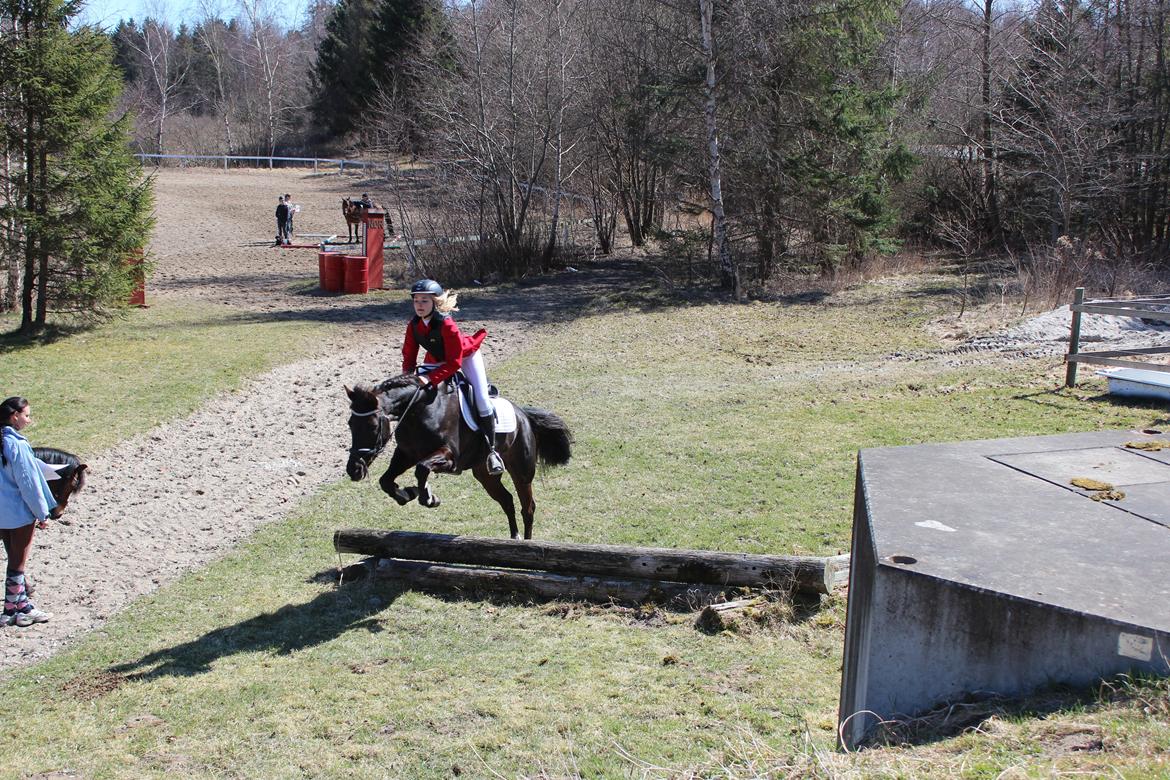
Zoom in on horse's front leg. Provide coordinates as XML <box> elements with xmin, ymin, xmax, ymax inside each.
<box><xmin>415</xmin><ymin>464</ymin><xmax>440</xmax><ymax>508</ymax></box>
<box><xmin>379</xmin><ymin>447</ymin><xmax>420</xmax><ymax>506</ymax></box>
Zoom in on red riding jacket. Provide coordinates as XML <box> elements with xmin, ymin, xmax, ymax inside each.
<box><xmin>401</xmin><ymin>311</ymin><xmax>487</xmax><ymax>386</ymax></box>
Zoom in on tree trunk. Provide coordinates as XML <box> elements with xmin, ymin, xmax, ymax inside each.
<box><xmin>699</xmin><ymin>0</ymin><xmax>739</xmax><ymax>298</ymax></box>
<box><xmin>981</xmin><ymin>0</ymin><xmax>1000</xmax><ymax>241</ymax></box>
<box><xmin>35</xmin><ymin>148</ymin><xmax>48</xmax><ymax>328</ymax></box>
<box><xmin>20</xmin><ymin>96</ymin><xmax>35</xmax><ymax>333</ymax></box>
<box><xmin>334</xmin><ymin>529</ymin><xmax>839</xmax><ymax>594</ymax></box>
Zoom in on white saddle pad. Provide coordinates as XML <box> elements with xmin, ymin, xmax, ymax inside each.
<box><xmin>458</xmin><ymin>392</ymin><xmax>517</xmax><ymax>434</ymax></box>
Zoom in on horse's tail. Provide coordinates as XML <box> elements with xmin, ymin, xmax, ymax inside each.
<box><xmin>521</xmin><ymin>407</ymin><xmax>572</xmax><ymax>467</ymax></box>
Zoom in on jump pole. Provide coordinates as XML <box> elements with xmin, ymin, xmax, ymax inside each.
<box><xmin>334</xmin><ymin>529</ymin><xmax>844</xmax><ymax>595</ymax></box>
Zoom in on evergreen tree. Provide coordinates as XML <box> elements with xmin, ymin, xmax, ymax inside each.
<box><xmin>371</xmin><ymin>0</ymin><xmax>445</xmax><ymax>150</ymax></box>
<box><xmin>723</xmin><ymin>0</ymin><xmax>912</xmax><ymax>276</ymax></box>
<box><xmin>0</xmin><ymin>0</ymin><xmax>154</xmax><ymax>332</ymax></box>
<box><xmin>311</xmin><ymin>0</ymin><xmax>443</xmax><ymax>145</ymax></box>
<box><xmin>311</xmin><ymin>0</ymin><xmax>381</xmax><ymax>138</ymax></box>
<box><xmin>110</xmin><ymin>19</ymin><xmax>142</xmax><ymax>82</ymax></box>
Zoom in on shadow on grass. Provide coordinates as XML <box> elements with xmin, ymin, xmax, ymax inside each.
<box><xmin>1013</xmin><ymin>386</ymin><xmax>1170</xmax><ymax>424</ymax></box>
<box><xmin>164</xmin><ymin>259</ymin><xmax>732</xmax><ymax>331</ymax></box>
<box><xmin>108</xmin><ymin>579</ymin><xmax>409</xmax><ymax>681</ymax></box>
<box><xmin>0</xmin><ymin>321</ymin><xmax>94</xmax><ymax>350</ymax></box>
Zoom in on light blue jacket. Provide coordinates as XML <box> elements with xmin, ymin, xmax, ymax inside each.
<box><xmin>0</xmin><ymin>426</ymin><xmax>57</xmax><ymax>529</ymax></box>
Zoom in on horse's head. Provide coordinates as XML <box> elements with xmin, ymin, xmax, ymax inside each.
<box><xmin>48</xmin><ymin>462</ymin><xmax>87</xmax><ymax>519</ymax></box>
<box><xmin>345</xmin><ymin>384</ymin><xmax>392</xmax><ymax>481</ymax></box>
<box><xmin>346</xmin><ymin>376</ymin><xmax>436</xmax><ymax>480</ymax></box>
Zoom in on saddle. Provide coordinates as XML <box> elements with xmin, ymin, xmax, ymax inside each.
<box><xmin>419</xmin><ymin>368</ymin><xmax>514</xmax><ymax>433</ymax></box>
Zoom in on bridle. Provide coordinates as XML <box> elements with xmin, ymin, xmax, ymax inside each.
<box><xmin>348</xmin><ymin>384</ymin><xmax>427</xmax><ymax>460</ymax></box>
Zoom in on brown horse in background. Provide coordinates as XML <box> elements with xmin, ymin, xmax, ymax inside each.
<box><xmin>341</xmin><ymin>198</ymin><xmax>365</xmax><ymax>243</ymax></box>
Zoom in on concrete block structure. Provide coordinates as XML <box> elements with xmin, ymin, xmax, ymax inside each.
<box><xmin>839</xmin><ymin>429</ymin><xmax>1170</xmax><ymax>749</ymax></box>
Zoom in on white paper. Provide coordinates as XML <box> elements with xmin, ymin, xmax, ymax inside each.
<box><xmin>38</xmin><ymin>459</ymin><xmax>67</xmax><ymax>481</ymax></box>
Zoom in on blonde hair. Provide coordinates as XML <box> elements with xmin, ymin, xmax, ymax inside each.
<box><xmin>434</xmin><ymin>290</ymin><xmax>459</xmax><ymax>314</ymax></box>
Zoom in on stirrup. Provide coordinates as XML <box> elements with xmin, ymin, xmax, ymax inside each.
<box><xmin>486</xmin><ymin>450</ymin><xmax>505</xmax><ymax>475</ymax></box>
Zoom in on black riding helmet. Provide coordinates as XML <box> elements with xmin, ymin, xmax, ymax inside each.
<box><xmin>410</xmin><ymin>279</ymin><xmax>443</xmax><ymax>296</ymax></box>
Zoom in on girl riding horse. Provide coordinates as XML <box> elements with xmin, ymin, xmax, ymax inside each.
<box><xmin>401</xmin><ymin>279</ymin><xmax>504</xmax><ymax>476</ymax></box>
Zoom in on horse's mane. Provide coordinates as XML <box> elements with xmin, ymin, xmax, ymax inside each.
<box><xmin>349</xmin><ymin>384</ymin><xmax>380</xmax><ymax>413</ymax></box>
<box><xmin>377</xmin><ymin>373</ymin><xmax>421</xmax><ymax>391</ymax></box>
<box><xmin>32</xmin><ymin>447</ymin><xmax>81</xmax><ymax>467</ymax></box>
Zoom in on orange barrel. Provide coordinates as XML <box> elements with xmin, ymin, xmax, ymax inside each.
<box><xmin>323</xmin><ymin>253</ymin><xmax>345</xmax><ymax>292</ymax></box>
<box><xmin>343</xmin><ymin>255</ymin><xmax>369</xmax><ymax>294</ymax></box>
<box><xmin>318</xmin><ymin>251</ymin><xmax>329</xmax><ymax>289</ymax></box>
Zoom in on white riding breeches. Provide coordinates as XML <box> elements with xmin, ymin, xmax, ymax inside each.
<box><xmin>463</xmin><ymin>351</ymin><xmax>494</xmax><ymax>417</ymax></box>
<box><xmin>422</xmin><ymin>350</ymin><xmax>494</xmax><ymax>417</ymax></box>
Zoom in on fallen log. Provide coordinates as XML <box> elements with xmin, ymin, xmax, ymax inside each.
<box><xmin>372</xmin><ymin>558</ymin><xmax>732</xmax><ymax>606</ymax></box>
<box><xmin>826</xmin><ymin>554</ymin><xmax>851</xmax><ymax>590</ymax></box>
<box><xmin>334</xmin><ymin>529</ymin><xmax>842</xmax><ymax>595</ymax></box>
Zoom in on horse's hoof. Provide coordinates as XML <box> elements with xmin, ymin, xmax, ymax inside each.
<box><xmin>419</xmin><ymin>489</ymin><xmax>441</xmax><ymax>509</ymax></box>
<box><xmin>383</xmin><ymin>481</ymin><xmax>418</xmax><ymax>506</ymax></box>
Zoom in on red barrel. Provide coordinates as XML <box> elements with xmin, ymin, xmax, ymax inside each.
<box><xmin>323</xmin><ymin>253</ymin><xmax>345</xmax><ymax>292</ymax></box>
<box><xmin>318</xmin><ymin>251</ymin><xmax>329</xmax><ymax>290</ymax></box>
<box><xmin>343</xmin><ymin>255</ymin><xmax>369</xmax><ymax>294</ymax></box>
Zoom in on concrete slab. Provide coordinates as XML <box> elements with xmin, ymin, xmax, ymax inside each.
<box><xmin>838</xmin><ymin>429</ymin><xmax>1170</xmax><ymax>749</ymax></box>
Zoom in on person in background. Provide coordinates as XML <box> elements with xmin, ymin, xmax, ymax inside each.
<box><xmin>284</xmin><ymin>193</ymin><xmax>297</xmax><ymax>241</ymax></box>
<box><xmin>0</xmin><ymin>397</ymin><xmax>55</xmax><ymax>627</ymax></box>
<box><xmin>275</xmin><ymin>195</ymin><xmax>290</xmax><ymax>246</ymax></box>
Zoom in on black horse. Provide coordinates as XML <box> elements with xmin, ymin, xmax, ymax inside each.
<box><xmin>345</xmin><ymin>374</ymin><xmax>572</xmax><ymax>539</ymax></box>
<box><xmin>32</xmin><ymin>447</ymin><xmax>87</xmax><ymax>520</ymax></box>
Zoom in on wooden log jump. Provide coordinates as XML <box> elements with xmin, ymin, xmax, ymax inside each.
<box><xmin>366</xmin><ymin>559</ymin><xmax>732</xmax><ymax>606</ymax></box>
<box><xmin>334</xmin><ymin>529</ymin><xmax>847</xmax><ymax>599</ymax></box>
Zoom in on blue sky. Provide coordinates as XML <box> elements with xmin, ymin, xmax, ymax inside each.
<box><xmin>77</xmin><ymin>0</ymin><xmax>311</xmax><ymax>30</ymax></box>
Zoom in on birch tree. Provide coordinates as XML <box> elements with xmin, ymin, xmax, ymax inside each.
<box><xmin>698</xmin><ymin>0</ymin><xmax>738</xmax><ymax>295</ymax></box>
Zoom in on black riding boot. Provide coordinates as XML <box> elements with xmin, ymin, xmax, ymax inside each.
<box><xmin>478</xmin><ymin>413</ymin><xmax>505</xmax><ymax>475</ymax></box>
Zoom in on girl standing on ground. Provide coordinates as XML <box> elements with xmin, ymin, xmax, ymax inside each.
<box><xmin>401</xmin><ymin>279</ymin><xmax>505</xmax><ymax>475</ymax></box>
<box><xmin>0</xmin><ymin>396</ymin><xmax>55</xmax><ymax>627</ymax></box>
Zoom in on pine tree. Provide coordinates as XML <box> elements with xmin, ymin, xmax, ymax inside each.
<box><xmin>311</xmin><ymin>0</ymin><xmax>444</xmax><ymax>145</ymax></box>
<box><xmin>0</xmin><ymin>0</ymin><xmax>154</xmax><ymax>333</ymax></box>
<box><xmin>371</xmin><ymin>0</ymin><xmax>444</xmax><ymax>150</ymax></box>
<box><xmin>311</xmin><ymin>0</ymin><xmax>381</xmax><ymax>138</ymax></box>
<box><xmin>723</xmin><ymin>0</ymin><xmax>912</xmax><ymax>276</ymax></box>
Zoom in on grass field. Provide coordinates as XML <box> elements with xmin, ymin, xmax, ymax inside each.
<box><xmin>0</xmin><ymin>304</ymin><xmax>333</xmax><ymax>454</ymax></box>
<box><xmin>1</xmin><ymin>272</ymin><xmax>1168</xmax><ymax>778</ymax></box>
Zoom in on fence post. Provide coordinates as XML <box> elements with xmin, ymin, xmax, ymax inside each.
<box><xmin>314</xmin><ymin>158</ymin><xmax>319</xmax><ymax>174</ymax></box>
<box><xmin>223</xmin><ymin>155</ymin><xmax>228</xmax><ymax>172</ymax></box>
<box><xmin>1065</xmin><ymin>286</ymin><xmax>1085</xmax><ymax>387</ymax></box>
